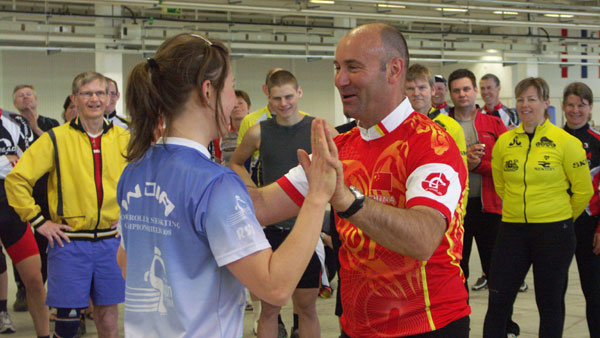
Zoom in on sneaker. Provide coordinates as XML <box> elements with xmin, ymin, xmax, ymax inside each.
<box><xmin>0</xmin><ymin>311</ymin><xmax>16</xmax><ymax>334</ymax></box>
<box><xmin>73</xmin><ymin>315</ymin><xmax>86</xmax><ymax>338</ymax></box>
<box><xmin>290</xmin><ymin>327</ymin><xmax>299</xmax><ymax>338</ymax></box>
<box><xmin>471</xmin><ymin>276</ymin><xmax>488</xmax><ymax>291</ymax></box>
<box><xmin>519</xmin><ymin>281</ymin><xmax>528</xmax><ymax>292</ymax></box>
<box><xmin>12</xmin><ymin>287</ymin><xmax>27</xmax><ymax>312</ymax></box>
<box><xmin>277</xmin><ymin>322</ymin><xmax>287</xmax><ymax>338</ymax></box>
<box><xmin>507</xmin><ymin>334</ymin><xmax>518</xmax><ymax>338</ymax></box>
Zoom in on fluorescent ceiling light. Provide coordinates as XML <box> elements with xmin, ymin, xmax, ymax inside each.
<box><xmin>493</xmin><ymin>11</ymin><xmax>518</xmax><ymax>15</ymax></box>
<box><xmin>310</xmin><ymin>0</ymin><xmax>335</xmax><ymax>4</ymax></box>
<box><xmin>436</xmin><ymin>8</ymin><xmax>468</xmax><ymax>13</ymax></box>
<box><xmin>482</xmin><ymin>55</ymin><xmax>502</xmax><ymax>62</ymax></box>
<box><xmin>544</xmin><ymin>13</ymin><xmax>574</xmax><ymax>18</ymax></box>
<box><xmin>486</xmin><ymin>49</ymin><xmax>499</xmax><ymax>53</ymax></box>
<box><xmin>377</xmin><ymin>4</ymin><xmax>406</xmax><ymax>9</ymax></box>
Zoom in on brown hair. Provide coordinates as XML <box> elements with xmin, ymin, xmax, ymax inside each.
<box><xmin>72</xmin><ymin>72</ymin><xmax>108</xmax><ymax>95</ymax></box>
<box><xmin>379</xmin><ymin>23</ymin><xmax>409</xmax><ymax>71</ymax></box>
<box><xmin>481</xmin><ymin>73</ymin><xmax>500</xmax><ymax>87</ymax></box>
<box><xmin>105</xmin><ymin>77</ymin><xmax>119</xmax><ymax>94</ymax></box>
<box><xmin>265</xmin><ymin>68</ymin><xmax>283</xmax><ymax>85</ymax></box>
<box><xmin>563</xmin><ymin>82</ymin><xmax>593</xmax><ymax>106</ymax></box>
<box><xmin>448</xmin><ymin>69</ymin><xmax>476</xmax><ymax>91</ymax></box>
<box><xmin>406</xmin><ymin>63</ymin><xmax>433</xmax><ymax>87</ymax></box>
<box><xmin>125</xmin><ymin>33</ymin><xmax>230</xmax><ymax>162</ymax></box>
<box><xmin>235</xmin><ymin>90</ymin><xmax>251</xmax><ymax>107</ymax></box>
<box><xmin>515</xmin><ymin>77</ymin><xmax>550</xmax><ymax>118</ymax></box>
<box><xmin>266</xmin><ymin>70</ymin><xmax>298</xmax><ymax>93</ymax></box>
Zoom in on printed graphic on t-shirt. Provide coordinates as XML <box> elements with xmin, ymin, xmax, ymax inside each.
<box><xmin>125</xmin><ymin>246</ymin><xmax>173</xmax><ymax>314</ymax></box>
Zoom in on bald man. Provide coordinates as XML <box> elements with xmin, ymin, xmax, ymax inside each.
<box><xmin>246</xmin><ymin>23</ymin><xmax>470</xmax><ymax>337</ymax></box>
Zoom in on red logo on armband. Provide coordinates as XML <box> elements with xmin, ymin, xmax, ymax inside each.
<box><xmin>421</xmin><ymin>173</ymin><xmax>450</xmax><ymax>196</ymax></box>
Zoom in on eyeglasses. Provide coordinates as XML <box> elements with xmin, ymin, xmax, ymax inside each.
<box><xmin>16</xmin><ymin>92</ymin><xmax>34</xmax><ymax>98</ymax></box>
<box><xmin>78</xmin><ymin>91</ymin><xmax>107</xmax><ymax>99</ymax></box>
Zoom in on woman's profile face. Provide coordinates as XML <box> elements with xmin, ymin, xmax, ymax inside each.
<box><xmin>218</xmin><ymin>66</ymin><xmax>236</xmax><ymax>133</ymax></box>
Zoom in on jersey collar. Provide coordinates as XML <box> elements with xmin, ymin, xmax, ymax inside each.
<box><xmin>157</xmin><ymin>137</ymin><xmax>211</xmax><ymax>159</ymax></box>
<box><xmin>514</xmin><ymin>118</ymin><xmax>550</xmax><ymax>134</ymax></box>
<box><xmin>358</xmin><ymin>98</ymin><xmax>413</xmax><ymax>141</ymax></box>
<box><xmin>435</xmin><ymin>101</ymin><xmax>448</xmax><ymax>110</ymax></box>
<box><xmin>483</xmin><ymin>102</ymin><xmax>503</xmax><ymax>114</ymax></box>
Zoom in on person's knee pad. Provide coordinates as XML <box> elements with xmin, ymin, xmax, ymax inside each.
<box><xmin>54</xmin><ymin>308</ymin><xmax>82</xmax><ymax>338</ymax></box>
<box><xmin>0</xmin><ymin>250</ymin><xmax>7</xmax><ymax>274</ymax></box>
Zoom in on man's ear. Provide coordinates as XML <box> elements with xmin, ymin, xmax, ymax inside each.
<box><xmin>387</xmin><ymin>57</ymin><xmax>404</xmax><ymax>84</ymax></box>
<box><xmin>262</xmin><ymin>84</ymin><xmax>268</xmax><ymax>96</ymax></box>
<box><xmin>297</xmin><ymin>86</ymin><xmax>303</xmax><ymax>99</ymax></box>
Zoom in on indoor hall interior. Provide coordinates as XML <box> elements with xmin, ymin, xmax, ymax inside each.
<box><xmin>0</xmin><ymin>1</ymin><xmax>599</xmax><ymax>337</ymax></box>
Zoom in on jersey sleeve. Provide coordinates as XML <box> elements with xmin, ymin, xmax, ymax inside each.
<box><xmin>276</xmin><ymin>162</ymin><xmax>309</xmax><ymax>207</ymax></box>
<box><xmin>199</xmin><ymin>173</ymin><xmax>271</xmax><ymax>267</ymax></box>
<box><xmin>237</xmin><ymin>115</ymin><xmax>253</xmax><ymax>146</ymax></box>
<box><xmin>564</xmin><ymin>137</ymin><xmax>594</xmax><ymax>220</ymax></box>
<box><xmin>491</xmin><ymin>135</ymin><xmax>506</xmax><ymax>201</ymax></box>
<box><xmin>5</xmin><ymin>132</ymin><xmax>55</xmax><ymax>227</ymax></box>
<box><xmin>404</xmin><ymin>127</ymin><xmax>466</xmax><ymax>223</ymax></box>
<box><xmin>405</xmin><ymin>163</ymin><xmax>462</xmax><ymax>222</ymax></box>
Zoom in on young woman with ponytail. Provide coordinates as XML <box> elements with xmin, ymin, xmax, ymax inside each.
<box><xmin>115</xmin><ymin>33</ymin><xmax>337</xmax><ymax>337</ymax></box>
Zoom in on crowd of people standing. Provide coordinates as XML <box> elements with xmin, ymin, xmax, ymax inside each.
<box><xmin>0</xmin><ymin>21</ymin><xmax>598</xmax><ymax>338</ymax></box>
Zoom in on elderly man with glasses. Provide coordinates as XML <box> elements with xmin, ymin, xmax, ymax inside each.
<box><xmin>6</xmin><ymin>72</ymin><xmax>129</xmax><ymax>338</ymax></box>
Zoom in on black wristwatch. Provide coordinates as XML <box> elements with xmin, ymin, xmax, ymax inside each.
<box><xmin>336</xmin><ymin>185</ymin><xmax>365</xmax><ymax>219</ymax></box>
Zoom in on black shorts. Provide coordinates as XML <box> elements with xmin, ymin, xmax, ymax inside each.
<box><xmin>0</xmin><ymin>182</ymin><xmax>39</xmax><ymax>263</ymax></box>
<box><xmin>264</xmin><ymin>227</ymin><xmax>321</xmax><ymax>289</ymax></box>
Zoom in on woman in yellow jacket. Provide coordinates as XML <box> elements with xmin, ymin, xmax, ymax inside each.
<box><xmin>484</xmin><ymin>77</ymin><xmax>593</xmax><ymax>338</ymax></box>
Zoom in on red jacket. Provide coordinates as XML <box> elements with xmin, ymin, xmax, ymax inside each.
<box><xmin>450</xmin><ymin>106</ymin><xmax>507</xmax><ymax>214</ymax></box>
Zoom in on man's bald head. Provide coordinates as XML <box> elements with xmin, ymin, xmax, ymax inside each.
<box><xmin>334</xmin><ymin>23</ymin><xmax>410</xmax><ymax>128</ymax></box>
<box><xmin>345</xmin><ymin>23</ymin><xmax>409</xmax><ymax>71</ymax></box>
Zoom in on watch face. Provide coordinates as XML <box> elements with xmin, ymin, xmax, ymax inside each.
<box><xmin>349</xmin><ymin>185</ymin><xmax>364</xmax><ymax>199</ymax></box>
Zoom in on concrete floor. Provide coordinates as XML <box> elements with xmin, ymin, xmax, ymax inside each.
<box><xmin>5</xmin><ymin>245</ymin><xmax>593</xmax><ymax>338</ymax></box>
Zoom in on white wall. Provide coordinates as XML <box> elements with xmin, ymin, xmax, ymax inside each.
<box><xmin>3</xmin><ymin>48</ymin><xmax>600</xmax><ymax>129</ymax></box>
<box><xmin>1</xmin><ymin>51</ymin><xmax>94</xmax><ymax>122</ymax></box>
<box><xmin>0</xmin><ymin>51</ymin><xmax>340</xmax><ymax>125</ymax></box>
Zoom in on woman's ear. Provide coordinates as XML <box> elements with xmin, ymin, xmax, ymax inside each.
<box><xmin>201</xmin><ymin>79</ymin><xmax>212</xmax><ymax>102</ymax></box>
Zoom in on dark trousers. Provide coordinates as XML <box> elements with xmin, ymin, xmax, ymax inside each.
<box><xmin>460</xmin><ymin>198</ymin><xmax>500</xmax><ymax>284</ymax></box>
<box><xmin>574</xmin><ymin>213</ymin><xmax>600</xmax><ymax>338</ymax></box>
<box><xmin>483</xmin><ymin>220</ymin><xmax>576</xmax><ymax>338</ymax></box>
<box><xmin>340</xmin><ymin>316</ymin><xmax>469</xmax><ymax>338</ymax></box>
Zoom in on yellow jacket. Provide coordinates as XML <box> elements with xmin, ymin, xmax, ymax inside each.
<box><xmin>428</xmin><ymin>107</ymin><xmax>467</xmax><ymax>165</ymax></box>
<box><xmin>492</xmin><ymin>119</ymin><xmax>593</xmax><ymax>223</ymax></box>
<box><xmin>6</xmin><ymin>118</ymin><xmax>129</xmax><ymax>239</ymax></box>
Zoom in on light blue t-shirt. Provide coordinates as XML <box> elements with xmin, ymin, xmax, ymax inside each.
<box><xmin>117</xmin><ymin>137</ymin><xmax>270</xmax><ymax>338</ymax></box>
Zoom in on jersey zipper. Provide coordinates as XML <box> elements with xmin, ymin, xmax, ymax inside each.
<box><xmin>89</xmin><ymin>135</ymin><xmax>103</xmax><ymax>240</ymax></box>
<box><xmin>522</xmin><ymin>134</ymin><xmax>532</xmax><ymax>223</ymax></box>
